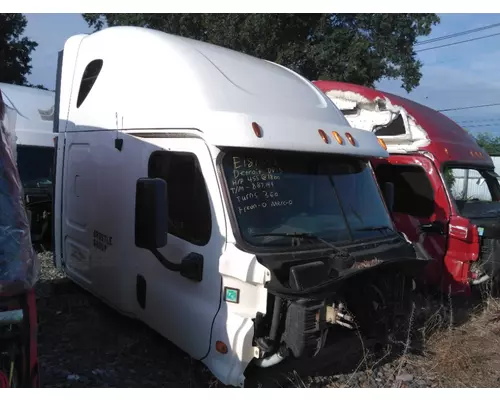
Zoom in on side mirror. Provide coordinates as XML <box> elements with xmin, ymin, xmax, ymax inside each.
<box><xmin>135</xmin><ymin>178</ymin><xmax>168</xmax><ymax>249</ymax></box>
<box><xmin>382</xmin><ymin>182</ymin><xmax>395</xmax><ymax>213</ymax></box>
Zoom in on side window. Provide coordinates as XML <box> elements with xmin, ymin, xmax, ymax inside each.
<box><xmin>374</xmin><ymin>114</ymin><xmax>406</xmax><ymax>136</ymax></box>
<box><xmin>444</xmin><ymin>167</ymin><xmax>493</xmax><ymax>202</ymax></box>
<box><xmin>16</xmin><ymin>145</ymin><xmax>55</xmax><ymax>187</ymax></box>
<box><xmin>148</xmin><ymin>151</ymin><xmax>212</xmax><ymax>245</ymax></box>
<box><xmin>76</xmin><ymin>59</ymin><xmax>103</xmax><ymax>108</ymax></box>
<box><xmin>375</xmin><ymin>164</ymin><xmax>434</xmax><ymax>218</ymax></box>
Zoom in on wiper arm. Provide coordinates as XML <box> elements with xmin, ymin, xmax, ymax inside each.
<box><xmin>355</xmin><ymin>226</ymin><xmax>394</xmax><ymax>234</ymax></box>
<box><xmin>252</xmin><ymin>232</ymin><xmax>351</xmax><ymax>257</ymax></box>
<box><xmin>252</xmin><ymin>232</ymin><xmax>314</xmax><ymax>238</ymax></box>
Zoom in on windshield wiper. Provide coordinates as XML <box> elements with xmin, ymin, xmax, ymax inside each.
<box><xmin>355</xmin><ymin>226</ymin><xmax>394</xmax><ymax>234</ymax></box>
<box><xmin>251</xmin><ymin>232</ymin><xmax>351</xmax><ymax>257</ymax></box>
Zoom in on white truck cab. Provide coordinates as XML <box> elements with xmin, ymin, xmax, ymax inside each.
<box><xmin>53</xmin><ymin>26</ymin><xmax>427</xmax><ymax>387</ymax></box>
<box><xmin>0</xmin><ymin>83</ymin><xmax>55</xmax><ymax>245</ymax></box>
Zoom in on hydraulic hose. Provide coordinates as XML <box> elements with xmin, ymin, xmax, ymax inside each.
<box><xmin>471</xmin><ymin>274</ymin><xmax>490</xmax><ymax>285</ymax></box>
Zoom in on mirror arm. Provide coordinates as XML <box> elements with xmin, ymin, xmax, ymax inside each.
<box><xmin>150</xmin><ymin>248</ymin><xmax>181</xmax><ymax>272</ymax></box>
<box><xmin>150</xmin><ymin>249</ymin><xmax>204</xmax><ymax>282</ymax></box>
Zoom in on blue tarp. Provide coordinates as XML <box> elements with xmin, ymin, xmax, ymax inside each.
<box><xmin>0</xmin><ymin>90</ymin><xmax>39</xmax><ymax>296</ymax></box>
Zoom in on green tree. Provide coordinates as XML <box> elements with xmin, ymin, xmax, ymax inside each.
<box><xmin>24</xmin><ymin>83</ymin><xmax>50</xmax><ymax>91</ymax></box>
<box><xmin>474</xmin><ymin>132</ymin><xmax>500</xmax><ymax>155</ymax></box>
<box><xmin>83</xmin><ymin>13</ymin><xmax>440</xmax><ymax>92</ymax></box>
<box><xmin>0</xmin><ymin>14</ymin><xmax>38</xmax><ymax>85</ymax></box>
<box><xmin>443</xmin><ymin>167</ymin><xmax>455</xmax><ymax>189</ymax></box>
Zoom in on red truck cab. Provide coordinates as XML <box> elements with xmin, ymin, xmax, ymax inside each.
<box><xmin>314</xmin><ymin>80</ymin><xmax>500</xmax><ymax>296</ymax></box>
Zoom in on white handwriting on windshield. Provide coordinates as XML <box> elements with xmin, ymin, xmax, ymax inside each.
<box><xmin>229</xmin><ymin>155</ymin><xmax>291</xmax><ymax>211</ymax></box>
<box><xmin>237</xmin><ymin>199</ymin><xmax>293</xmax><ymax>215</ymax></box>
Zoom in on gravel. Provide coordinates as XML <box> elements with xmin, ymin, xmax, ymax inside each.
<box><xmin>32</xmin><ymin>250</ymin><xmax>457</xmax><ymax>388</ymax></box>
<box><xmin>35</xmin><ymin>251</ymin><xmax>220</xmax><ymax>388</ymax></box>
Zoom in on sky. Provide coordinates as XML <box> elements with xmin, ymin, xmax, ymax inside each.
<box><xmin>376</xmin><ymin>13</ymin><xmax>500</xmax><ymax>135</ymax></box>
<box><xmin>23</xmin><ymin>13</ymin><xmax>500</xmax><ymax>134</ymax></box>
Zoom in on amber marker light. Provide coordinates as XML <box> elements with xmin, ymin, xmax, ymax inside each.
<box><xmin>332</xmin><ymin>131</ymin><xmax>344</xmax><ymax>145</ymax></box>
<box><xmin>216</xmin><ymin>341</ymin><xmax>228</xmax><ymax>354</ymax></box>
<box><xmin>318</xmin><ymin>129</ymin><xmax>329</xmax><ymax>144</ymax></box>
<box><xmin>252</xmin><ymin>122</ymin><xmax>262</xmax><ymax>138</ymax></box>
<box><xmin>378</xmin><ymin>138</ymin><xmax>387</xmax><ymax>150</ymax></box>
<box><xmin>345</xmin><ymin>132</ymin><xmax>356</xmax><ymax>146</ymax></box>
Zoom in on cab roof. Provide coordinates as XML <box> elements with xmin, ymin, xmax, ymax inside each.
<box><xmin>314</xmin><ymin>80</ymin><xmax>492</xmax><ymax>167</ymax></box>
<box><xmin>57</xmin><ymin>26</ymin><xmax>388</xmax><ymax>159</ymax></box>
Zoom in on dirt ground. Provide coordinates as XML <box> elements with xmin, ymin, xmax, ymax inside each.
<box><xmin>34</xmin><ymin>251</ymin><xmax>500</xmax><ymax>388</ymax></box>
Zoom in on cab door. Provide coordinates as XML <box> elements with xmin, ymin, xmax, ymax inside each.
<box><xmin>373</xmin><ymin>155</ymin><xmax>450</xmax><ymax>288</ymax></box>
<box><xmin>132</xmin><ymin>137</ymin><xmax>226</xmax><ymax>361</ymax></box>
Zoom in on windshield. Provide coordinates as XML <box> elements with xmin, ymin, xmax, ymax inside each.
<box><xmin>17</xmin><ymin>145</ymin><xmax>54</xmax><ymax>189</ymax></box>
<box><xmin>221</xmin><ymin>150</ymin><xmax>394</xmax><ymax>248</ymax></box>
<box><xmin>443</xmin><ymin>166</ymin><xmax>500</xmax><ymax>218</ymax></box>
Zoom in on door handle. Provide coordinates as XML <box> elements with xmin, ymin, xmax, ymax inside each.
<box><xmin>419</xmin><ymin>221</ymin><xmax>445</xmax><ymax>235</ymax></box>
<box><xmin>74</xmin><ymin>175</ymin><xmax>80</xmax><ymax>197</ymax></box>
